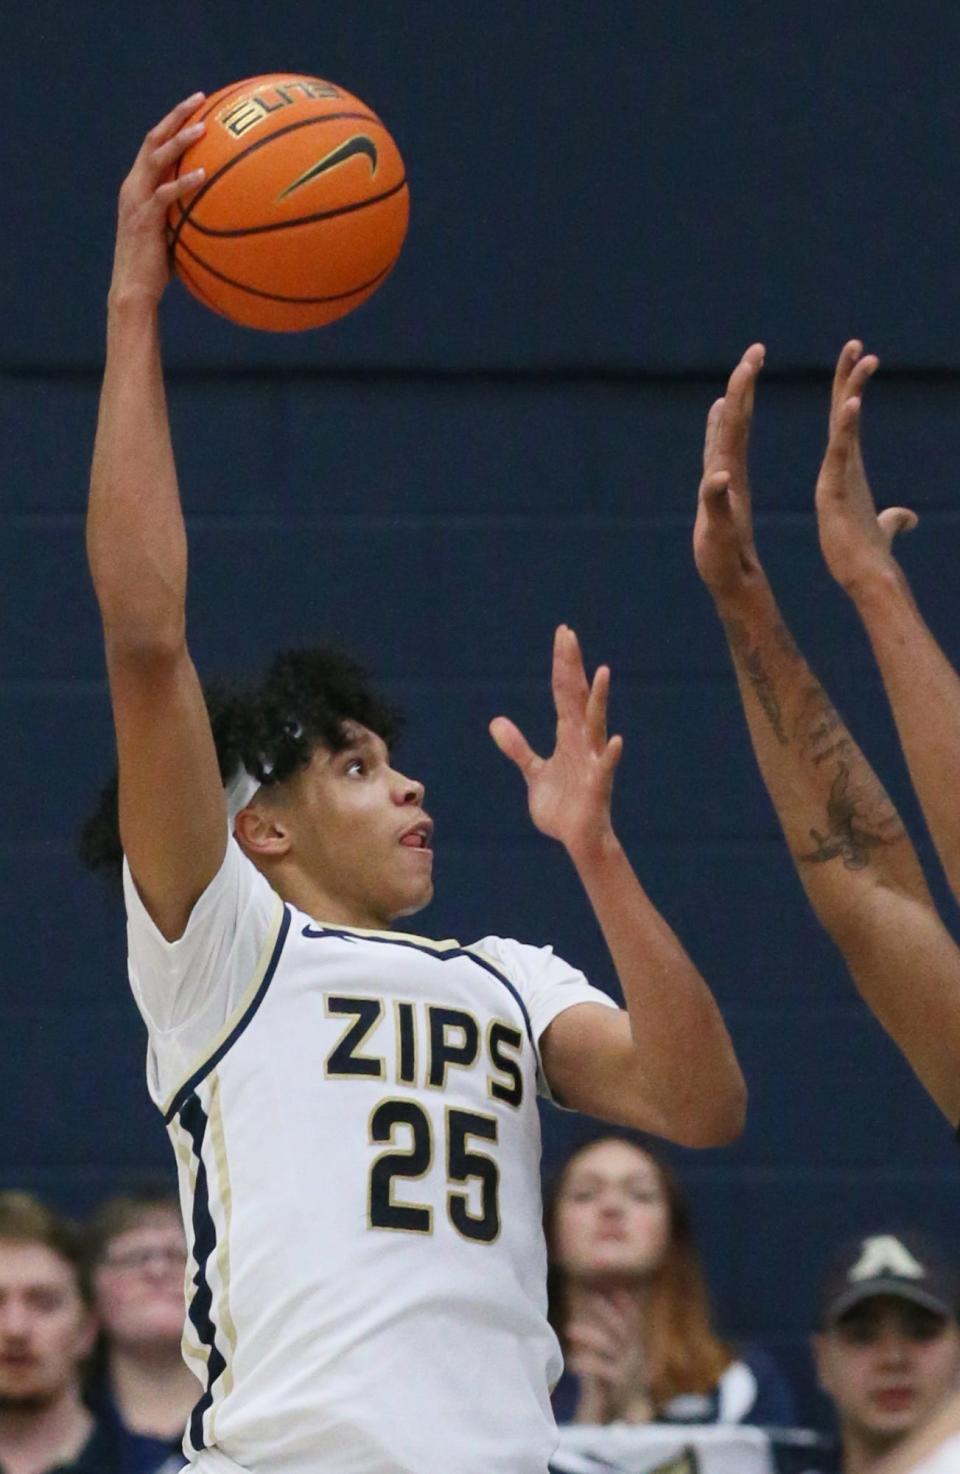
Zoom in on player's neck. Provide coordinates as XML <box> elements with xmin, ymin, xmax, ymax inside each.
<box><xmin>108</xmin><ymin>1343</ymin><xmax>197</xmax><ymax>1438</ymax></box>
<box><xmin>840</xmin><ymin>1421</ymin><xmax>903</xmax><ymax>1474</ymax></box>
<box><xmin>270</xmin><ymin>867</ymin><xmax>393</xmax><ymax>932</ymax></box>
<box><xmin>0</xmin><ymin>1383</ymin><xmax>92</xmax><ymax>1474</ymax></box>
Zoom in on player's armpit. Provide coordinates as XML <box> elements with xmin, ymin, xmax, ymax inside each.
<box><xmin>540</xmin><ymin>1003</ymin><xmax>675</xmax><ymax>1138</ymax></box>
<box><xmin>108</xmin><ymin>638</ymin><xmax>227</xmax><ymax>943</ymax></box>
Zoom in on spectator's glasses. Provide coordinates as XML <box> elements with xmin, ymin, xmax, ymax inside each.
<box><xmin>101</xmin><ymin>1243</ymin><xmax>187</xmax><ymax>1272</ymax></box>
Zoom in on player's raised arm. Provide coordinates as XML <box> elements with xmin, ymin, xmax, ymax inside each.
<box><xmin>694</xmin><ymin>345</ymin><xmax>960</xmax><ymax>1123</ymax></box>
<box><xmin>87</xmin><ymin>96</ymin><xmax>226</xmax><ymax>941</ymax></box>
<box><xmin>816</xmin><ymin>341</ymin><xmax>960</xmax><ymax>908</ymax></box>
<box><xmin>490</xmin><ymin>628</ymin><xmax>746</xmax><ymax>1147</ymax></box>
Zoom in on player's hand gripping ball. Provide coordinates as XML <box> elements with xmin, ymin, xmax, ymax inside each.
<box><xmin>167</xmin><ymin>75</ymin><xmax>409</xmax><ymax>332</ymax></box>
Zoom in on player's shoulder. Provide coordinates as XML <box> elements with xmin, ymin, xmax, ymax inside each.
<box><xmin>468</xmin><ymin>934</ymin><xmax>563</xmax><ymax>980</ymax></box>
<box><xmin>123</xmin><ymin>829</ymin><xmax>277</xmax><ymax>953</ymax></box>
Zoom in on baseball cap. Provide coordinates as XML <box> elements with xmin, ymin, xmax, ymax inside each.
<box><xmin>820</xmin><ymin>1232</ymin><xmax>960</xmax><ymax>1327</ymax></box>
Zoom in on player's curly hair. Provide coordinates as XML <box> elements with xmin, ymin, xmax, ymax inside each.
<box><xmin>78</xmin><ymin>645</ymin><xmax>404</xmax><ymax>882</ymax></box>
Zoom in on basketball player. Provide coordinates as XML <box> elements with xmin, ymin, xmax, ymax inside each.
<box><xmin>693</xmin><ymin>341</ymin><xmax>960</xmax><ymax>1125</ymax></box>
<box><xmin>83</xmin><ymin>94</ymin><xmax>746</xmax><ymax>1474</ymax></box>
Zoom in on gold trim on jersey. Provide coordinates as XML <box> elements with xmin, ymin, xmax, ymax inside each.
<box><xmin>160</xmin><ymin>893</ymin><xmax>285</xmax><ymax>1118</ymax></box>
<box><xmin>206</xmin><ymin>1071</ymin><xmax>238</xmax><ymax>1438</ymax></box>
<box><xmin>168</xmin><ymin>1116</ymin><xmax>208</xmax><ymax>1379</ymax></box>
<box><xmin>308</xmin><ymin>918</ymin><xmax>465</xmax><ymax>950</ymax></box>
<box><xmin>465</xmin><ymin>942</ymin><xmax>517</xmax><ymax>975</ymax></box>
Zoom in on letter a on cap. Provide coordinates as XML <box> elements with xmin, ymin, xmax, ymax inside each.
<box><xmin>850</xmin><ymin>1235</ymin><xmax>925</xmax><ymax>1282</ymax></box>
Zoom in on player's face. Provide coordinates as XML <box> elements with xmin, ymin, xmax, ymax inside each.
<box><xmin>284</xmin><ymin>724</ymin><xmax>434</xmax><ymax>927</ymax></box>
<box><xmin>93</xmin><ymin>1212</ymin><xmax>187</xmax><ymax>1350</ymax></box>
<box><xmin>551</xmin><ymin>1140</ymin><xmax>671</xmax><ymax>1282</ymax></box>
<box><xmin>814</xmin><ymin>1298</ymin><xmax>960</xmax><ymax>1447</ymax></box>
<box><xmin>0</xmin><ymin>1242</ymin><xmax>95</xmax><ymax>1405</ymax></box>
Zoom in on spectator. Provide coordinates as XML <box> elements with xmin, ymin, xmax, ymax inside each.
<box><xmin>84</xmin><ymin>1191</ymin><xmax>195</xmax><ymax>1473</ymax></box>
<box><xmin>806</xmin><ymin>1232</ymin><xmax>960</xmax><ymax>1474</ymax></box>
<box><xmin>545</xmin><ymin>1135</ymin><xmax>794</xmax><ymax>1426</ymax></box>
<box><xmin>0</xmin><ymin>1191</ymin><xmax>102</xmax><ymax>1474</ymax></box>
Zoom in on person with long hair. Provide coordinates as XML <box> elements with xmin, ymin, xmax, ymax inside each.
<box><xmin>545</xmin><ymin>1136</ymin><xmax>795</xmax><ymax>1426</ymax></box>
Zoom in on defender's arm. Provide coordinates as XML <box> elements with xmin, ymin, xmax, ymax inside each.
<box><xmin>816</xmin><ymin>342</ymin><xmax>960</xmax><ymax>906</ymax></box>
<box><xmin>695</xmin><ymin>346</ymin><xmax>960</xmax><ymax>1123</ymax></box>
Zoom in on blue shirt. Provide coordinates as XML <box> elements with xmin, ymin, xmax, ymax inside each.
<box><xmin>86</xmin><ymin>1384</ymin><xmax>182</xmax><ymax>1474</ymax></box>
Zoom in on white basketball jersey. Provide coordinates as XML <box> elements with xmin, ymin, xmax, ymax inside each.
<box><xmin>908</xmin><ymin>1435</ymin><xmax>960</xmax><ymax>1474</ymax></box>
<box><xmin>124</xmin><ymin>842</ymin><xmax>617</xmax><ymax>1474</ymax></box>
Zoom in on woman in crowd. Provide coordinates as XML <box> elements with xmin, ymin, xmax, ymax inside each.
<box><xmin>83</xmin><ymin>1190</ymin><xmax>196</xmax><ymax>1474</ymax></box>
<box><xmin>546</xmin><ymin>1135</ymin><xmax>795</xmax><ymax>1426</ymax></box>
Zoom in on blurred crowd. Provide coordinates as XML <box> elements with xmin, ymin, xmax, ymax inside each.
<box><xmin>0</xmin><ymin>1189</ymin><xmax>193</xmax><ymax>1474</ymax></box>
<box><xmin>546</xmin><ymin>1136</ymin><xmax>960</xmax><ymax>1474</ymax></box>
<box><xmin>2</xmin><ymin>1146</ymin><xmax>958</xmax><ymax>1474</ymax></box>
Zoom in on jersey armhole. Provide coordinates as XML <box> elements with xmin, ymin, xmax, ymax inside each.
<box><xmin>161</xmin><ymin>895</ymin><xmax>289</xmax><ymax>1122</ymax></box>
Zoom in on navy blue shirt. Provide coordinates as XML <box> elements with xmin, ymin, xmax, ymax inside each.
<box><xmin>86</xmin><ymin>1385</ymin><xmax>182</xmax><ymax>1474</ymax></box>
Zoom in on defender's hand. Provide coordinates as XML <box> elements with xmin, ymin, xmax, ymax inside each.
<box><xmin>693</xmin><ymin>343</ymin><xmax>768</xmax><ymax>613</ymax></box>
<box><xmin>111</xmin><ymin>93</ymin><xmax>208</xmax><ymax>306</ymax></box>
<box><xmin>490</xmin><ymin>626</ymin><xmax>623</xmax><ymax>857</ymax></box>
<box><xmin>815</xmin><ymin>340</ymin><xmax>917</xmax><ymax>597</ymax></box>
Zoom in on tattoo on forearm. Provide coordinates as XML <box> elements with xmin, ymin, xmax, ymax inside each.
<box><xmin>743</xmin><ymin>648</ymin><xmax>790</xmax><ymax>747</ymax></box>
<box><xmin>722</xmin><ymin>617</ymin><xmax>906</xmax><ymax>871</ymax></box>
<box><xmin>795</xmin><ymin>685</ymin><xmax>905</xmax><ymax>870</ymax></box>
<box><xmin>800</xmin><ymin>761</ymin><xmax>905</xmax><ymax>869</ymax></box>
<box><xmin>795</xmin><ymin>683</ymin><xmax>851</xmax><ymax>765</ymax></box>
<box><xmin>773</xmin><ymin>621</ymin><xmax>801</xmax><ymax>662</ymax></box>
<box><xmin>722</xmin><ymin>617</ymin><xmax>791</xmax><ymax>747</ymax></box>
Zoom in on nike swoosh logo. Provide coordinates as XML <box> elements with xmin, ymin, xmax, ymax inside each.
<box><xmin>277</xmin><ymin>135</ymin><xmax>379</xmax><ymax>201</ymax></box>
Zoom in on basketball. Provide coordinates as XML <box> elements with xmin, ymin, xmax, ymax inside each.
<box><xmin>166</xmin><ymin>74</ymin><xmax>409</xmax><ymax>332</ymax></box>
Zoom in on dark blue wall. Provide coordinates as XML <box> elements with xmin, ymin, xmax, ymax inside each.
<box><xmin>3</xmin><ymin>0</ymin><xmax>960</xmax><ymax>1428</ymax></box>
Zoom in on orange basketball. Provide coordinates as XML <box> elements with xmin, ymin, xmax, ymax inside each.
<box><xmin>167</xmin><ymin>74</ymin><xmax>409</xmax><ymax>332</ymax></box>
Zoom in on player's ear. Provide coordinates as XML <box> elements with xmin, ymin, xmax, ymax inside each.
<box><xmin>234</xmin><ymin>802</ymin><xmax>292</xmax><ymax>860</ymax></box>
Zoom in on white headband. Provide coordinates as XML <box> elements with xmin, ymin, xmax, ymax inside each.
<box><xmin>224</xmin><ymin>725</ymin><xmax>296</xmax><ymax>828</ymax></box>
<box><xmin>225</xmin><ymin>765</ymin><xmax>262</xmax><ymax>826</ymax></box>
